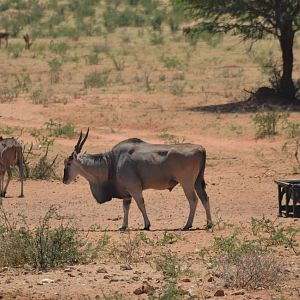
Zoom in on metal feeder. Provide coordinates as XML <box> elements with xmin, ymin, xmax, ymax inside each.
<box><xmin>274</xmin><ymin>179</ymin><xmax>300</xmax><ymax>218</ymax></box>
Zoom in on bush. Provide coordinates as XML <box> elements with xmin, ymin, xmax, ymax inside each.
<box><xmin>149</xmin><ymin>32</ymin><xmax>164</xmax><ymax>45</ymax></box>
<box><xmin>154</xmin><ymin>251</ymin><xmax>191</xmax><ymax>279</ymax></box>
<box><xmin>49</xmin><ymin>41</ymin><xmax>70</xmax><ymax>56</ymax></box>
<box><xmin>84</xmin><ymin>70</ymin><xmax>111</xmax><ymax>88</ymax></box>
<box><xmin>85</xmin><ymin>52</ymin><xmax>99</xmax><ymax>65</ymax></box>
<box><xmin>0</xmin><ymin>205</ymin><xmax>86</xmax><ymax>270</ymax></box>
<box><xmin>48</xmin><ymin>58</ymin><xmax>62</xmax><ymax>84</ymax></box>
<box><xmin>252</xmin><ymin>110</ymin><xmax>288</xmax><ymax>138</ymax></box>
<box><xmin>45</xmin><ymin>119</ymin><xmax>76</xmax><ymax>138</ymax></box>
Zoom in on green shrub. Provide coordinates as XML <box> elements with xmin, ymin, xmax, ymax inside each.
<box><xmin>0</xmin><ymin>87</ymin><xmax>19</xmax><ymax>103</ymax></box>
<box><xmin>0</xmin><ymin>205</ymin><xmax>87</xmax><ymax>270</ymax></box>
<box><xmin>154</xmin><ymin>251</ymin><xmax>192</xmax><ymax>279</ymax></box>
<box><xmin>85</xmin><ymin>53</ymin><xmax>99</xmax><ymax>65</ymax></box>
<box><xmin>170</xmin><ymin>81</ymin><xmax>186</xmax><ymax>97</ymax></box>
<box><xmin>161</xmin><ymin>55</ymin><xmax>181</xmax><ymax>69</ymax></box>
<box><xmin>48</xmin><ymin>59</ymin><xmax>62</xmax><ymax>84</ymax></box>
<box><xmin>252</xmin><ymin>110</ymin><xmax>288</xmax><ymax>138</ymax></box>
<box><xmin>283</xmin><ymin>121</ymin><xmax>300</xmax><ymax>138</ymax></box>
<box><xmin>45</xmin><ymin>119</ymin><xmax>76</xmax><ymax>138</ymax></box>
<box><xmin>84</xmin><ymin>70</ymin><xmax>111</xmax><ymax>88</ymax></box>
<box><xmin>49</xmin><ymin>41</ymin><xmax>70</xmax><ymax>56</ymax></box>
<box><xmin>6</xmin><ymin>43</ymin><xmax>23</xmax><ymax>58</ymax></box>
<box><xmin>149</xmin><ymin>32</ymin><xmax>164</xmax><ymax>45</ymax></box>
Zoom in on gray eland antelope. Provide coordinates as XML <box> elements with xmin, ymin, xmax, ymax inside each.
<box><xmin>63</xmin><ymin>129</ymin><xmax>212</xmax><ymax>230</ymax></box>
<box><xmin>0</xmin><ymin>137</ymin><xmax>24</xmax><ymax>197</ymax></box>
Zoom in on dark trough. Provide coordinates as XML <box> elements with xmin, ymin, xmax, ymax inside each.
<box><xmin>274</xmin><ymin>179</ymin><xmax>300</xmax><ymax>218</ymax></box>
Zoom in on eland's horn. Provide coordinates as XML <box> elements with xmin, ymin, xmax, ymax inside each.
<box><xmin>78</xmin><ymin>128</ymin><xmax>89</xmax><ymax>152</ymax></box>
<box><xmin>74</xmin><ymin>130</ymin><xmax>83</xmax><ymax>153</ymax></box>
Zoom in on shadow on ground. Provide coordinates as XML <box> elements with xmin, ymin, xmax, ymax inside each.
<box><xmin>189</xmin><ymin>88</ymin><xmax>300</xmax><ymax>113</ymax></box>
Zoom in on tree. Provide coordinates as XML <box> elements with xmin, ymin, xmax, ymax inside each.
<box><xmin>174</xmin><ymin>0</ymin><xmax>300</xmax><ymax>102</ymax></box>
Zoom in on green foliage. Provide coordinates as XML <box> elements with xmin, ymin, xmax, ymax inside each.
<box><xmin>283</xmin><ymin>121</ymin><xmax>300</xmax><ymax>138</ymax></box>
<box><xmin>149</xmin><ymin>32</ymin><xmax>164</xmax><ymax>45</ymax></box>
<box><xmin>49</xmin><ymin>41</ymin><xmax>70</xmax><ymax>56</ymax></box>
<box><xmin>45</xmin><ymin>119</ymin><xmax>76</xmax><ymax>138</ymax></box>
<box><xmin>0</xmin><ymin>205</ymin><xmax>87</xmax><ymax>270</ymax></box>
<box><xmin>48</xmin><ymin>59</ymin><xmax>62</xmax><ymax>84</ymax></box>
<box><xmin>158</xmin><ymin>282</ymin><xmax>190</xmax><ymax>300</ymax></box>
<box><xmin>170</xmin><ymin>81</ymin><xmax>186</xmax><ymax>96</ymax></box>
<box><xmin>85</xmin><ymin>52</ymin><xmax>99</xmax><ymax>65</ymax></box>
<box><xmin>154</xmin><ymin>251</ymin><xmax>192</xmax><ymax>279</ymax></box>
<box><xmin>151</xmin><ymin>9</ymin><xmax>165</xmax><ymax>32</ymax></box>
<box><xmin>252</xmin><ymin>110</ymin><xmax>288</xmax><ymax>138</ymax></box>
<box><xmin>0</xmin><ymin>87</ymin><xmax>19</xmax><ymax>103</ymax></box>
<box><xmin>84</xmin><ymin>70</ymin><xmax>111</xmax><ymax>88</ymax></box>
<box><xmin>6</xmin><ymin>43</ymin><xmax>23</xmax><ymax>59</ymax></box>
<box><xmin>161</xmin><ymin>55</ymin><xmax>181</xmax><ymax>69</ymax></box>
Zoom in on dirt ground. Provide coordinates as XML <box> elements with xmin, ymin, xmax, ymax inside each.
<box><xmin>0</xmin><ymin>93</ymin><xmax>299</xmax><ymax>300</ymax></box>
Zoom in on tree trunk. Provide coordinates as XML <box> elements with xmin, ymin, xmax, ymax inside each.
<box><xmin>279</xmin><ymin>23</ymin><xmax>296</xmax><ymax>101</ymax></box>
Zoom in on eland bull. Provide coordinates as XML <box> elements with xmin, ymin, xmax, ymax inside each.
<box><xmin>63</xmin><ymin>129</ymin><xmax>212</xmax><ymax>230</ymax></box>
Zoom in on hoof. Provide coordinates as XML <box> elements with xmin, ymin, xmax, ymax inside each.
<box><xmin>19</xmin><ymin>195</ymin><xmax>24</xmax><ymax>198</ymax></box>
<box><xmin>182</xmin><ymin>226</ymin><xmax>192</xmax><ymax>231</ymax></box>
<box><xmin>206</xmin><ymin>221</ymin><xmax>213</xmax><ymax>230</ymax></box>
<box><xmin>143</xmin><ymin>226</ymin><xmax>151</xmax><ymax>231</ymax></box>
<box><xmin>119</xmin><ymin>226</ymin><xmax>127</xmax><ymax>232</ymax></box>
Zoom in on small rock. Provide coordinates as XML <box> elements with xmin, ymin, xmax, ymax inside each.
<box><xmin>133</xmin><ymin>285</ymin><xmax>153</xmax><ymax>295</ymax></box>
<box><xmin>96</xmin><ymin>267</ymin><xmax>108</xmax><ymax>274</ymax></box>
<box><xmin>207</xmin><ymin>277</ymin><xmax>214</xmax><ymax>282</ymax></box>
<box><xmin>214</xmin><ymin>290</ymin><xmax>225</xmax><ymax>297</ymax></box>
<box><xmin>28</xmin><ymin>285</ymin><xmax>33</xmax><ymax>288</ymax></box>
<box><xmin>206</xmin><ymin>263</ymin><xmax>213</xmax><ymax>270</ymax></box>
<box><xmin>1</xmin><ymin>267</ymin><xmax>8</xmax><ymax>272</ymax></box>
<box><xmin>231</xmin><ymin>290</ymin><xmax>245</xmax><ymax>296</ymax></box>
<box><xmin>67</xmin><ymin>273</ymin><xmax>76</xmax><ymax>277</ymax></box>
<box><xmin>110</xmin><ymin>278</ymin><xmax>119</xmax><ymax>283</ymax></box>
<box><xmin>132</xmin><ymin>276</ymin><xmax>139</xmax><ymax>281</ymax></box>
<box><xmin>64</xmin><ymin>268</ymin><xmax>72</xmax><ymax>273</ymax></box>
<box><xmin>38</xmin><ymin>278</ymin><xmax>54</xmax><ymax>285</ymax></box>
<box><xmin>120</xmin><ymin>265</ymin><xmax>132</xmax><ymax>271</ymax></box>
<box><xmin>146</xmin><ymin>251</ymin><xmax>152</xmax><ymax>256</ymax></box>
<box><xmin>181</xmin><ymin>278</ymin><xmax>191</xmax><ymax>282</ymax></box>
<box><xmin>103</xmin><ymin>275</ymin><xmax>112</xmax><ymax>280</ymax></box>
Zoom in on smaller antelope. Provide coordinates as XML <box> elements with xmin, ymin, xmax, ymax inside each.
<box><xmin>0</xmin><ymin>137</ymin><xmax>24</xmax><ymax>198</ymax></box>
<box><xmin>0</xmin><ymin>31</ymin><xmax>9</xmax><ymax>48</ymax></box>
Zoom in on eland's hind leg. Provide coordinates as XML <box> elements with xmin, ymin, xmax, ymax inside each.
<box><xmin>195</xmin><ymin>180</ymin><xmax>212</xmax><ymax>228</ymax></box>
<box><xmin>2</xmin><ymin>166</ymin><xmax>11</xmax><ymax>197</ymax></box>
<box><xmin>120</xmin><ymin>198</ymin><xmax>132</xmax><ymax>230</ymax></box>
<box><xmin>181</xmin><ymin>183</ymin><xmax>199</xmax><ymax>230</ymax></box>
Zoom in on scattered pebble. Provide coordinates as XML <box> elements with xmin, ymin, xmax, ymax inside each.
<box><xmin>96</xmin><ymin>267</ymin><xmax>108</xmax><ymax>274</ymax></box>
<box><xmin>37</xmin><ymin>278</ymin><xmax>54</xmax><ymax>285</ymax></box>
<box><xmin>120</xmin><ymin>265</ymin><xmax>132</xmax><ymax>271</ymax></box>
<box><xmin>214</xmin><ymin>289</ymin><xmax>225</xmax><ymax>297</ymax></box>
<box><xmin>231</xmin><ymin>290</ymin><xmax>245</xmax><ymax>296</ymax></box>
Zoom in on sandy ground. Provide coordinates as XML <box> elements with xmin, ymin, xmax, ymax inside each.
<box><xmin>0</xmin><ymin>96</ymin><xmax>299</xmax><ymax>300</ymax></box>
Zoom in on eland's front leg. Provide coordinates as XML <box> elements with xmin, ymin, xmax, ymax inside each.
<box><xmin>129</xmin><ymin>189</ymin><xmax>151</xmax><ymax>230</ymax></box>
<box><xmin>120</xmin><ymin>198</ymin><xmax>131</xmax><ymax>231</ymax></box>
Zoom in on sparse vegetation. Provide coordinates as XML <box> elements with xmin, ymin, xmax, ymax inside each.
<box><xmin>84</xmin><ymin>70</ymin><xmax>111</xmax><ymax>88</ymax></box>
<box><xmin>252</xmin><ymin>110</ymin><xmax>288</xmax><ymax>138</ymax></box>
<box><xmin>0</xmin><ymin>205</ymin><xmax>87</xmax><ymax>270</ymax></box>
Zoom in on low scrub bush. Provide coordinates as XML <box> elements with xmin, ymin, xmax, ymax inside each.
<box><xmin>252</xmin><ymin>110</ymin><xmax>288</xmax><ymax>138</ymax></box>
<box><xmin>154</xmin><ymin>251</ymin><xmax>192</xmax><ymax>279</ymax></box>
<box><xmin>84</xmin><ymin>70</ymin><xmax>111</xmax><ymax>88</ymax></box>
<box><xmin>45</xmin><ymin>119</ymin><xmax>76</xmax><ymax>138</ymax></box>
<box><xmin>0</xmin><ymin>205</ymin><xmax>86</xmax><ymax>270</ymax></box>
